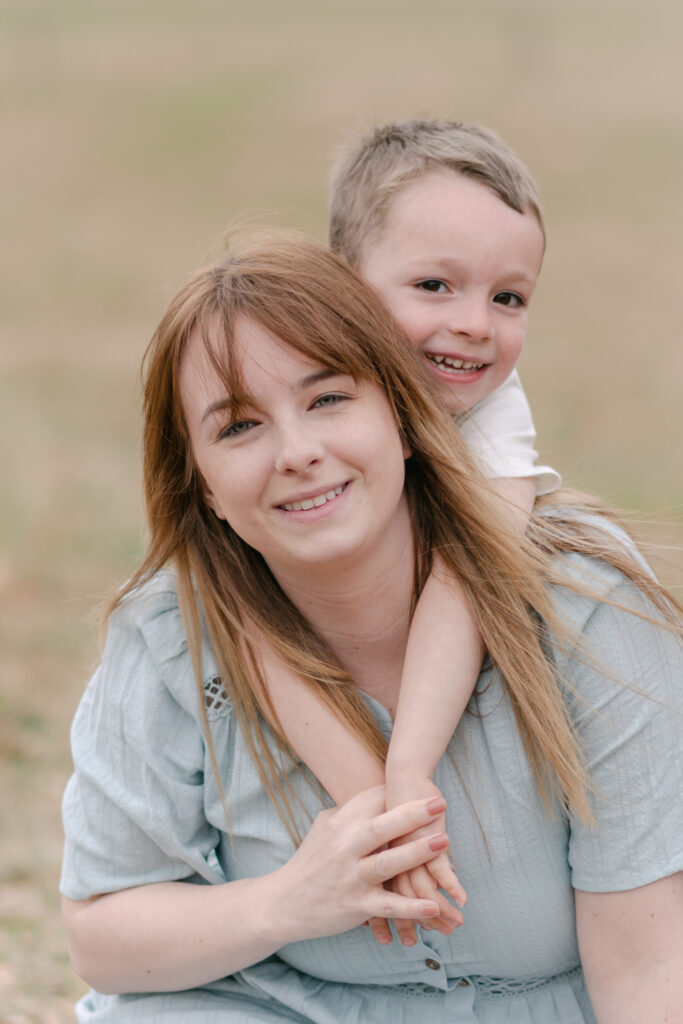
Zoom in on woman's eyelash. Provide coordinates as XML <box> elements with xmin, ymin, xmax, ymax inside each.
<box><xmin>313</xmin><ymin>392</ymin><xmax>348</xmax><ymax>408</ymax></box>
<box><xmin>219</xmin><ymin>419</ymin><xmax>256</xmax><ymax>440</ymax></box>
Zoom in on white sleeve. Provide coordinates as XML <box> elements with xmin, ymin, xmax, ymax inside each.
<box><xmin>455</xmin><ymin>370</ymin><xmax>560</xmax><ymax>495</ymax></box>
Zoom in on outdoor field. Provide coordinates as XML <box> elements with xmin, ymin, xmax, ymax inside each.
<box><xmin>2</xmin><ymin>1</ymin><xmax>681</xmax><ymax>1019</ymax></box>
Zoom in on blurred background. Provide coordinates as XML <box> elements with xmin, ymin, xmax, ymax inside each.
<box><xmin>2</xmin><ymin>1</ymin><xmax>681</xmax><ymax>1019</ymax></box>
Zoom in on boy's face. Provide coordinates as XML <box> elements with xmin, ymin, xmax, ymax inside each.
<box><xmin>357</xmin><ymin>170</ymin><xmax>545</xmax><ymax>413</ymax></box>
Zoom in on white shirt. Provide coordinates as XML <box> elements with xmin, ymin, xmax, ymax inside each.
<box><xmin>456</xmin><ymin>371</ymin><xmax>560</xmax><ymax>495</ymax></box>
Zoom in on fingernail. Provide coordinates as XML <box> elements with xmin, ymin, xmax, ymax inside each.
<box><xmin>426</xmin><ymin>796</ymin><xmax>446</xmax><ymax>814</ymax></box>
<box><xmin>428</xmin><ymin>832</ymin><xmax>449</xmax><ymax>851</ymax></box>
<box><xmin>401</xmin><ymin>936</ymin><xmax>417</xmax><ymax>946</ymax></box>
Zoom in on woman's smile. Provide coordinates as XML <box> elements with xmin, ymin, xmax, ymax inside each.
<box><xmin>276</xmin><ymin>482</ymin><xmax>349</xmax><ymax>514</ymax></box>
<box><xmin>179</xmin><ymin>316</ymin><xmax>411</xmax><ymax>580</ymax></box>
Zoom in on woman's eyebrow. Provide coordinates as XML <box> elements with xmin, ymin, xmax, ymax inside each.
<box><xmin>295</xmin><ymin>368</ymin><xmax>341</xmax><ymax>392</ymax></box>
<box><xmin>200</xmin><ymin>370</ymin><xmax>343</xmax><ymax>424</ymax></box>
<box><xmin>201</xmin><ymin>398</ymin><xmax>232</xmax><ymax>425</ymax></box>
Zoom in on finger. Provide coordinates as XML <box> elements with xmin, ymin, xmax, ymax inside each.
<box><xmin>360</xmin><ymin>796</ymin><xmax>447</xmax><ymax>856</ymax></box>
<box><xmin>367</xmin><ymin>916</ymin><xmax>393</xmax><ymax>946</ymax></box>
<box><xmin>393</xmin><ymin>917</ymin><xmax>418</xmax><ymax>946</ymax></box>
<box><xmin>406</xmin><ymin>866</ymin><xmax>464</xmax><ymax>931</ymax></box>
<box><xmin>392</xmin><ymin>870</ymin><xmax>417</xmax><ymax>900</ymax></box>
<box><xmin>426</xmin><ymin>852</ymin><xmax>467</xmax><ymax>907</ymax></box>
<box><xmin>360</xmin><ymin>831</ymin><xmax>450</xmax><ymax>884</ymax></box>
<box><xmin>366</xmin><ymin>892</ymin><xmax>439</xmax><ymax>922</ymax></box>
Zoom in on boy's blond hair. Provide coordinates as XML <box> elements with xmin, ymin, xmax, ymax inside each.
<box><xmin>329</xmin><ymin>119</ymin><xmax>545</xmax><ymax>267</ymax></box>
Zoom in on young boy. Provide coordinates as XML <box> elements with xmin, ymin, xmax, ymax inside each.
<box><xmin>253</xmin><ymin>121</ymin><xmax>560</xmax><ymax>945</ymax></box>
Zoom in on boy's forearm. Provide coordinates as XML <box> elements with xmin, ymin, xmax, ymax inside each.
<box><xmin>261</xmin><ymin>652</ymin><xmax>384</xmax><ymax>804</ymax></box>
<box><xmin>387</xmin><ymin>479</ymin><xmax>533</xmax><ymax>793</ymax></box>
<box><xmin>387</xmin><ymin>569</ymin><xmax>483</xmax><ymax>786</ymax></box>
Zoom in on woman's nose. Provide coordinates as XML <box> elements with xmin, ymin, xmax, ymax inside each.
<box><xmin>273</xmin><ymin>421</ymin><xmax>325</xmax><ymax>475</ymax></box>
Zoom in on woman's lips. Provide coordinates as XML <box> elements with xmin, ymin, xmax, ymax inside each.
<box><xmin>277</xmin><ymin>483</ymin><xmax>347</xmax><ymax>512</ymax></box>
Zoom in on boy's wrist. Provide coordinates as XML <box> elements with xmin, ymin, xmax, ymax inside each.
<box><xmin>385</xmin><ymin>751</ymin><xmax>439</xmax><ymax>787</ymax></box>
<box><xmin>384</xmin><ymin>770</ymin><xmax>441</xmax><ymax>811</ymax></box>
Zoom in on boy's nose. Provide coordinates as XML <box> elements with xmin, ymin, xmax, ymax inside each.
<box><xmin>274</xmin><ymin>422</ymin><xmax>325</xmax><ymax>475</ymax></box>
<box><xmin>446</xmin><ymin>298</ymin><xmax>492</xmax><ymax>343</ymax></box>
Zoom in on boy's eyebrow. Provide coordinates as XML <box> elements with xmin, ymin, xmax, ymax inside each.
<box><xmin>406</xmin><ymin>255</ymin><xmax>537</xmax><ymax>283</ymax></box>
<box><xmin>200</xmin><ymin>368</ymin><xmax>343</xmax><ymax>424</ymax></box>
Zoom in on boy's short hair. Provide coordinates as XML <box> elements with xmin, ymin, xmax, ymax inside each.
<box><xmin>329</xmin><ymin>119</ymin><xmax>545</xmax><ymax>267</ymax></box>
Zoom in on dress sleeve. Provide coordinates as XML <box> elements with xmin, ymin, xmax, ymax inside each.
<box><xmin>561</xmin><ymin>580</ymin><xmax>683</xmax><ymax>892</ymax></box>
<box><xmin>60</xmin><ymin>587</ymin><xmax>227</xmax><ymax>901</ymax></box>
<box><xmin>455</xmin><ymin>370</ymin><xmax>561</xmax><ymax>495</ymax></box>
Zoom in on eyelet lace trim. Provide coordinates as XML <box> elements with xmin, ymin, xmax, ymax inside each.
<box><xmin>204</xmin><ymin>675</ymin><xmax>229</xmax><ymax>713</ymax></box>
<box><xmin>470</xmin><ymin>963</ymin><xmax>582</xmax><ymax>999</ymax></box>
<box><xmin>397</xmin><ymin>963</ymin><xmax>582</xmax><ymax>1000</ymax></box>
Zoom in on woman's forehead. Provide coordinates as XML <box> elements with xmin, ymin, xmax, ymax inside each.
<box><xmin>180</xmin><ymin>315</ymin><xmax>337</xmax><ymax>420</ymax></box>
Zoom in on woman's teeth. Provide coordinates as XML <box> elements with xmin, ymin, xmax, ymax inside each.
<box><xmin>428</xmin><ymin>355</ymin><xmax>484</xmax><ymax>372</ymax></box>
<box><xmin>281</xmin><ymin>485</ymin><xmax>345</xmax><ymax>512</ymax></box>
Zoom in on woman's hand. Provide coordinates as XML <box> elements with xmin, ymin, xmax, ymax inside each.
<box><xmin>271</xmin><ymin>786</ymin><xmax>453</xmax><ymax>945</ymax></box>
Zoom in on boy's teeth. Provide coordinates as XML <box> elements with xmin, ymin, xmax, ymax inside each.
<box><xmin>282</xmin><ymin>486</ymin><xmax>344</xmax><ymax>512</ymax></box>
<box><xmin>430</xmin><ymin>355</ymin><xmax>484</xmax><ymax>371</ymax></box>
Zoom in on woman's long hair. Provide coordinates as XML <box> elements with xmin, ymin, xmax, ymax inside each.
<box><xmin>114</xmin><ymin>229</ymin><xmax>681</xmax><ymax>841</ymax></box>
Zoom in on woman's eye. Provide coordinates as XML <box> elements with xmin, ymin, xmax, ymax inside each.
<box><xmin>219</xmin><ymin>419</ymin><xmax>256</xmax><ymax>440</ymax></box>
<box><xmin>416</xmin><ymin>279</ymin><xmax>447</xmax><ymax>294</ymax></box>
<box><xmin>493</xmin><ymin>291</ymin><xmax>524</xmax><ymax>308</ymax></box>
<box><xmin>312</xmin><ymin>393</ymin><xmax>347</xmax><ymax>409</ymax></box>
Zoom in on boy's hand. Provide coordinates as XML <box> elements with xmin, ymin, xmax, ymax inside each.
<box><xmin>365</xmin><ymin>779</ymin><xmax>467</xmax><ymax>947</ymax></box>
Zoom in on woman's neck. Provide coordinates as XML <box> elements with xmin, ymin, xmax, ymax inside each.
<box><xmin>270</xmin><ymin>515</ymin><xmax>415</xmax><ymax>713</ymax></box>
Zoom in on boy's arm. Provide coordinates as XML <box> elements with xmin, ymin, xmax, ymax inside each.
<box><xmin>253</xmin><ymin>638</ymin><xmax>385</xmax><ymax>804</ymax></box>
<box><xmin>385</xmin><ymin>566</ymin><xmax>483</xmax><ymax>790</ymax></box>
<box><xmin>489</xmin><ymin>475</ymin><xmax>536</xmax><ymax>532</ymax></box>
<box><xmin>387</xmin><ymin>474</ymin><xmax>535</xmax><ymax>793</ymax></box>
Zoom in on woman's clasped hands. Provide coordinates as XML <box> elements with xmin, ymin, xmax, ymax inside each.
<box><xmin>273</xmin><ymin>787</ymin><xmax>463</xmax><ymax>949</ymax></box>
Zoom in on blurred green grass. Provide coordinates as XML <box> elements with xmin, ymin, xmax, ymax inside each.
<box><xmin>1</xmin><ymin>1</ymin><xmax>681</xmax><ymax>1018</ymax></box>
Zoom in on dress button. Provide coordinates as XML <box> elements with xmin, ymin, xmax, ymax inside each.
<box><xmin>425</xmin><ymin>958</ymin><xmax>441</xmax><ymax>971</ymax></box>
<box><xmin>458</xmin><ymin>978</ymin><xmax>470</xmax><ymax>987</ymax></box>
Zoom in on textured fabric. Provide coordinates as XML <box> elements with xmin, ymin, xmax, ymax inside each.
<box><xmin>61</xmin><ymin>546</ymin><xmax>683</xmax><ymax>1023</ymax></box>
<box><xmin>456</xmin><ymin>370</ymin><xmax>561</xmax><ymax>495</ymax></box>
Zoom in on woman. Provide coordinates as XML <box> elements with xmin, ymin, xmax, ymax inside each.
<box><xmin>61</xmin><ymin>231</ymin><xmax>683</xmax><ymax>1023</ymax></box>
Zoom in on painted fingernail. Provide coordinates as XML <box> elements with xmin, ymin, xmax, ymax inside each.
<box><xmin>426</xmin><ymin>797</ymin><xmax>446</xmax><ymax>814</ymax></box>
<box><xmin>428</xmin><ymin>832</ymin><xmax>449</xmax><ymax>851</ymax></box>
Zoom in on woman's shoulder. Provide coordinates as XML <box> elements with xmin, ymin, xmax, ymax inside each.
<box><xmin>537</xmin><ymin>503</ymin><xmax>658</xmax><ymax>627</ymax></box>
<box><xmin>99</xmin><ymin>569</ymin><xmax>225</xmax><ymax>723</ymax></box>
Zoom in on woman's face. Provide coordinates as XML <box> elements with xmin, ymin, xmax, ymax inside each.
<box><xmin>179</xmin><ymin>315</ymin><xmax>411</xmax><ymax>582</ymax></box>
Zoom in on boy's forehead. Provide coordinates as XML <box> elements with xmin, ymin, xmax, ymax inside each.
<box><xmin>360</xmin><ymin>169</ymin><xmax>544</xmax><ymax>275</ymax></box>
<box><xmin>387</xmin><ymin>169</ymin><xmax>533</xmax><ymax>226</ymax></box>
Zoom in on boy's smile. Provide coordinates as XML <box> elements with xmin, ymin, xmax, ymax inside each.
<box><xmin>358</xmin><ymin>170</ymin><xmax>545</xmax><ymax>414</ymax></box>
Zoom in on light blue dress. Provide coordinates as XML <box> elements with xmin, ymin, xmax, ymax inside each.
<box><xmin>61</xmin><ymin>545</ymin><xmax>683</xmax><ymax>1023</ymax></box>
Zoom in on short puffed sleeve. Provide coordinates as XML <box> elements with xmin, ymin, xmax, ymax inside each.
<box><xmin>559</xmin><ymin>576</ymin><xmax>683</xmax><ymax>892</ymax></box>
<box><xmin>456</xmin><ymin>370</ymin><xmax>560</xmax><ymax>495</ymax></box>
<box><xmin>60</xmin><ymin>575</ymin><xmax>228</xmax><ymax>901</ymax></box>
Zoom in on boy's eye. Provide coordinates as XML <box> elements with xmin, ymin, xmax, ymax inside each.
<box><xmin>415</xmin><ymin>279</ymin><xmax>448</xmax><ymax>294</ymax></box>
<box><xmin>218</xmin><ymin>419</ymin><xmax>256</xmax><ymax>440</ymax></box>
<box><xmin>493</xmin><ymin>291</ymin><xmax>524</xmax><ymax>308</ymax></box>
